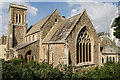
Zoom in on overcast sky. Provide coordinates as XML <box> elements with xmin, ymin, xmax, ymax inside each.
<box><xmin>0</xmin><ymin>0</ymin><xmax>119</xmax><ymax>37</ymax></box>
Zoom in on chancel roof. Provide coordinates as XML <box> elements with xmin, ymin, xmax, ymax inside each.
<box><xmin>43</xmin><ymin>9</ymin><xmax>86</xmax><ymax>43</ymax></box>
<box><xmin>100</xmin><ymin>37</ymin><xmax>120</xmax><ymax>53</ymax></box>
<box><xmin>26</xmin><ymin>9</ymin><xmax>58</xmax><ymax>36</ymax></box>
<box><xmin>13</xmin><ymin>40</ymin><xmax>38</xmax><ymax>51</ymax></box>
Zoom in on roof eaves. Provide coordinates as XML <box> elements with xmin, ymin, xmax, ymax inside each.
<box><xmin>14</xmin><ymin>40</ymin><xmax>39</xmax><ymax>51</ymax></box>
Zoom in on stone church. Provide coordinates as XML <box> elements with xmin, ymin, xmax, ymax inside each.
<box><xmin>6</xmin><ymin>3</ymin><xmax>101</xmax><ymax>67</ymax></box>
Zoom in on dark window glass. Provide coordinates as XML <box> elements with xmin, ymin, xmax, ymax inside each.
<box><xmin>19</xmin><ymin>14</ymin><xmax>21</xmax><ymax>23</ymax></box>
<box><xmin>16</xmin><ymin>14</ymin><xmax>18</xmax><ymax>23</ymax></box>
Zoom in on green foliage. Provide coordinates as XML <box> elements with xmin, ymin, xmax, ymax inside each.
<box><xmin>113</xmin><ymin>16</ymin><xmax>120</xmax><ymax>39</ymax></box>
<box><xmin>2</xmin><ymin>59</ymin><xmax>120</xmax><ymax>79</ymax></box>
<box><xmin>85</xmin><ymin>63</ymin><xmax>120</xmax><ymax>79</ymax></box>
<box><xmin>2</xmin><ymin>59</ymin><xmax>63</xmax><ymax>80</ymax></box>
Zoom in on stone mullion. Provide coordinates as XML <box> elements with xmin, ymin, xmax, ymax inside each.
<box><xmin>79</xmin><ymin>42</ymin><xmax>80</xmax><ymax>63</ymax></box>
<box><xmin>82</xmin><ymin>43</ymin><xmax>83</xmax><ymax>63</ymax></box>
<box><xmin>88</xmin><ymin>43</ymin><xmax>89</xmax><ymax>62</ymax></box>
<box><xmin>18</xmin><ymin>14</ymin><xmax>19</xmax><ymax>24</ymax></box>
<box><xmin>21</xmin><ymin>15</ymin><xmax>22</xmax><ymax>24</ymax></box>
<box><xmin>85</xmin><ymin>43</ymin><xmax>86</xmax><ymax>62</ymax></box>
<box><xmin>34</xmin><ymin>56</ymin><xmax>35</xmax><ymax>60</ymax></box>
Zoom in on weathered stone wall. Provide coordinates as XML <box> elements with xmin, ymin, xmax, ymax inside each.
<box><xmin>13</xmin><ymin>25</ymin><xmax>26</xmax><ymax>46</ymax></box>
<box><xmin>17</xmin><ymin>41</ymin><xmax>39</xmax><ymax>61</ymax></box>
<box><xmin>12</xmin><ymin>8</ymin><xmax>27</xmax><ymax>46</ymax></box>
<box><xmin>66</xmin><ymin>11</ymin><xmax>100</xmax><ymax>66</ymax></box>
<box><xmin>25</xmin><ymin>10</ymin><xmax>63</xmax><ymax>43</ymax></box>
<box><xmin>8</xmin><ymin>4</ymin><xmax>27</xmax><ymax>49</ymax></box>
<box><xmin>25</xmin><ymin>32</ymin><xmax>39</xmax><ymax>42</ymax></box>
<box><xmin>100</xmin><ymin>37</ymin><xmax>120</xmax><ymax>53</ymax></box>
<box><xmin>41</xmin><ymin>10</ymin><xmax>64</xmax><ymax>40</ymax></box>
<box><xmin>42</xmin><ymin>43</ymin><xmax>65</xmax><ymax>67</ymax></box>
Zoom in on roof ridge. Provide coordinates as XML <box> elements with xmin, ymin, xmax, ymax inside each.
<box><xmin>26</xmin><ymin>9</ymin><xmax>59</xmax><ymax>36</ymax></box>
<box><xmin>40</xmin><ymin>8</ymin><xmax>59</xmax><ymax>29</ymax></box>
<box><xmin>64</xmin><ymin>9</ymin><xmax>86</xmax><ymax>40</ymax></box>
<box><xmin>105</xmin><ymin>37</ymin><xmax>120</xmax><ymax>48</ymax></box>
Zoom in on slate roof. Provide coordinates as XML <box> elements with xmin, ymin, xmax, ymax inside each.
<box><xmin>26</xmin><ymin>9</ymin><xmax>58</xmax><ymax>36</ymax></box>
<box><xmin>100</xmin><ymin>37</ymin><xmax>120</xmax><ymax>53</ymax></box>
<box><xmin>100</xmin><ymin>37</ymin><xmax>116</xmax><ymax>47</ymax></box>
<box><xmin>43</xmin><ymin>10</ymin><xmax>86</xmax><ymax>43</ymax></box>
<box><xmin>13</xmin><ymin>40</ymin><xmax>38</xmax><ymax>51</ymax></box>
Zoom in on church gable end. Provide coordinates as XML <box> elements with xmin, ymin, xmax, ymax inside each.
<box><xmin>65</xmin><ymin>10</ymin><xmax>100</xmax><ymax>66</ymax></box>
<box><xmin>41</xmin><ymin>9</ymin><xmax>64</xmax><ymax>39</ymax></box>
<box><xmin>42</xmin><ymin>10</ymin><xmax>100</xmax><ymax>67</ymax></box>
<box><xmin>25</xmin><ymin>9</ymin><xmax>64</xmax><ymax>43</ymax></box>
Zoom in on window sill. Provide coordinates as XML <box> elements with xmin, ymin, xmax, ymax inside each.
<box><xmin>75</xmin><ymin>62</ymin><xmax>95</xmax><ymax>68</ymax></box>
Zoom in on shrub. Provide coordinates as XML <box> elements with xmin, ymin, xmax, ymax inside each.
<box><xmin>2</xmin><ymin>59</ymin><xmax>120</xmax><ymax>79</ymax></box>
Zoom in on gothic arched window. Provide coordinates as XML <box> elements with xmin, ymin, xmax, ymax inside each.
<box><xmin>102</xmin><ymin>57</ymin><xmax>104</xmax><ymax>63</ymax></box>
<box><xmin>107</xmin><ymin>56</ymin><xmax>109</xmax><ymax>63</ymax></box>
<box><xmin>19</xmin><ymin>14</ymin><xmax>21</xmax><ymax>23</ymax></box>
<box><xmin>77</xmin><ymin>27</ymin><xmax>91</xmax><ymax>64</ymax></box>
<box><xmin>16</xmin><ymin>14</ymin><xmax>18</xmax><ymax>23</ymax></box>
<box><xmin>113</xmin><ymin>57</ymin><xmax>115</xmax><ymax>63</ymax></box>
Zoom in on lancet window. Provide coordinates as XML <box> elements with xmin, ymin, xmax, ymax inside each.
<box><xmin>77</xmin><ymin>27</ymin><xmax>91</xmax><ymax>64</ymax></box>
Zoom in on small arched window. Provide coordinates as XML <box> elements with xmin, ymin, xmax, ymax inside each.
<box><xmin>77</xmin><ymin>27</ymin><xmax>91</xmax><ymax>64</ymax></box>
<box><xmin>55</xmin><ymin>18</ymin><xmax>58</xmax><ymax>23</ymax></box>
<box><xmin>16</xmin><ymin>14</ymin><xmax>18</xmax><ymax>23</ymax></box>
<box><xmin>19</xmin><ymin>14</ymin><xmax>21</xmax><ymax>23</ymax></box>
<box><xmin>102</xmin><ymin>57</ymin><xmax>104</xmax><ymax>63</ymax></box>
<box><xmin>33</xmin><ymin>35</ymin><xmax>34</xmax><ymax>41</ymax></box>
<box><xmin>107</xmin><ymin>56</ymin><xmax>109</xmax><ymax>63</ymax></box>
<box><xmin>113</xmin><ymin>57</ymin><xmax>115</xmax><ymax>63</ymax></box>
<box><xmin>110</xmin><ymin>56</ymin><xmax>112</xmax><ymax>63</ymax></box>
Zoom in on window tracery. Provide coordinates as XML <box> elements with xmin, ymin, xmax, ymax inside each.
<box><xmin>77</xmin><ymin>27</ymin><xmax>91</xmax><ymax>64</ymax></box>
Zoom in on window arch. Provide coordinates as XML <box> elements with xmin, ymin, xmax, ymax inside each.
<box><xmin>25</xmin><ymin>50</ymin><xmax>35</xmax><ymax>61</ymax></box>
<box><xmin>110</xmin><ymin>56</ymin><xmax>112</xmax><ymax>63</ymax></box>
<box><xmin>77</xmin><ymin>27</ymin><xmax>91</xmax><ymax>64</ymax></box>
<box><xmin>102</xmin><ymin>57</ymin><xmax>104</xmax><ymax>63</ymax></box>
<box><xmin>16</xmin><ymin>14</ymin><xmax>18</xmax><ymax>23</ymax></box>
<box><xmin>107</xmin><ymin>56</ymin><xmax>109</xmax><ymax>63</ymax></box>
<box><xmin>55</xmin><ymin>18</ymin><xmax>58</xmax><ymax>23</ymax></box>
<box><xmin>113</xmin><ymin>57</ymin><xmax>115</xmax><ymax>63</ymax></box>
<box><xmin>19</xmin><ymin>14</ymin><xmax>21</xmax><ymax>23</ymax></box>
<box><xmin>25</xmin><ymin>50</ymin><xmax>31</xmax><ymax>61</ymax></box>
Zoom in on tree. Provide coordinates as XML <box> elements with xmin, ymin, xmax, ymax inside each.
<box><xmin>113</xmin><ymin>16</ymin><xmax>120</xmax><ymax>39</ymax></box>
